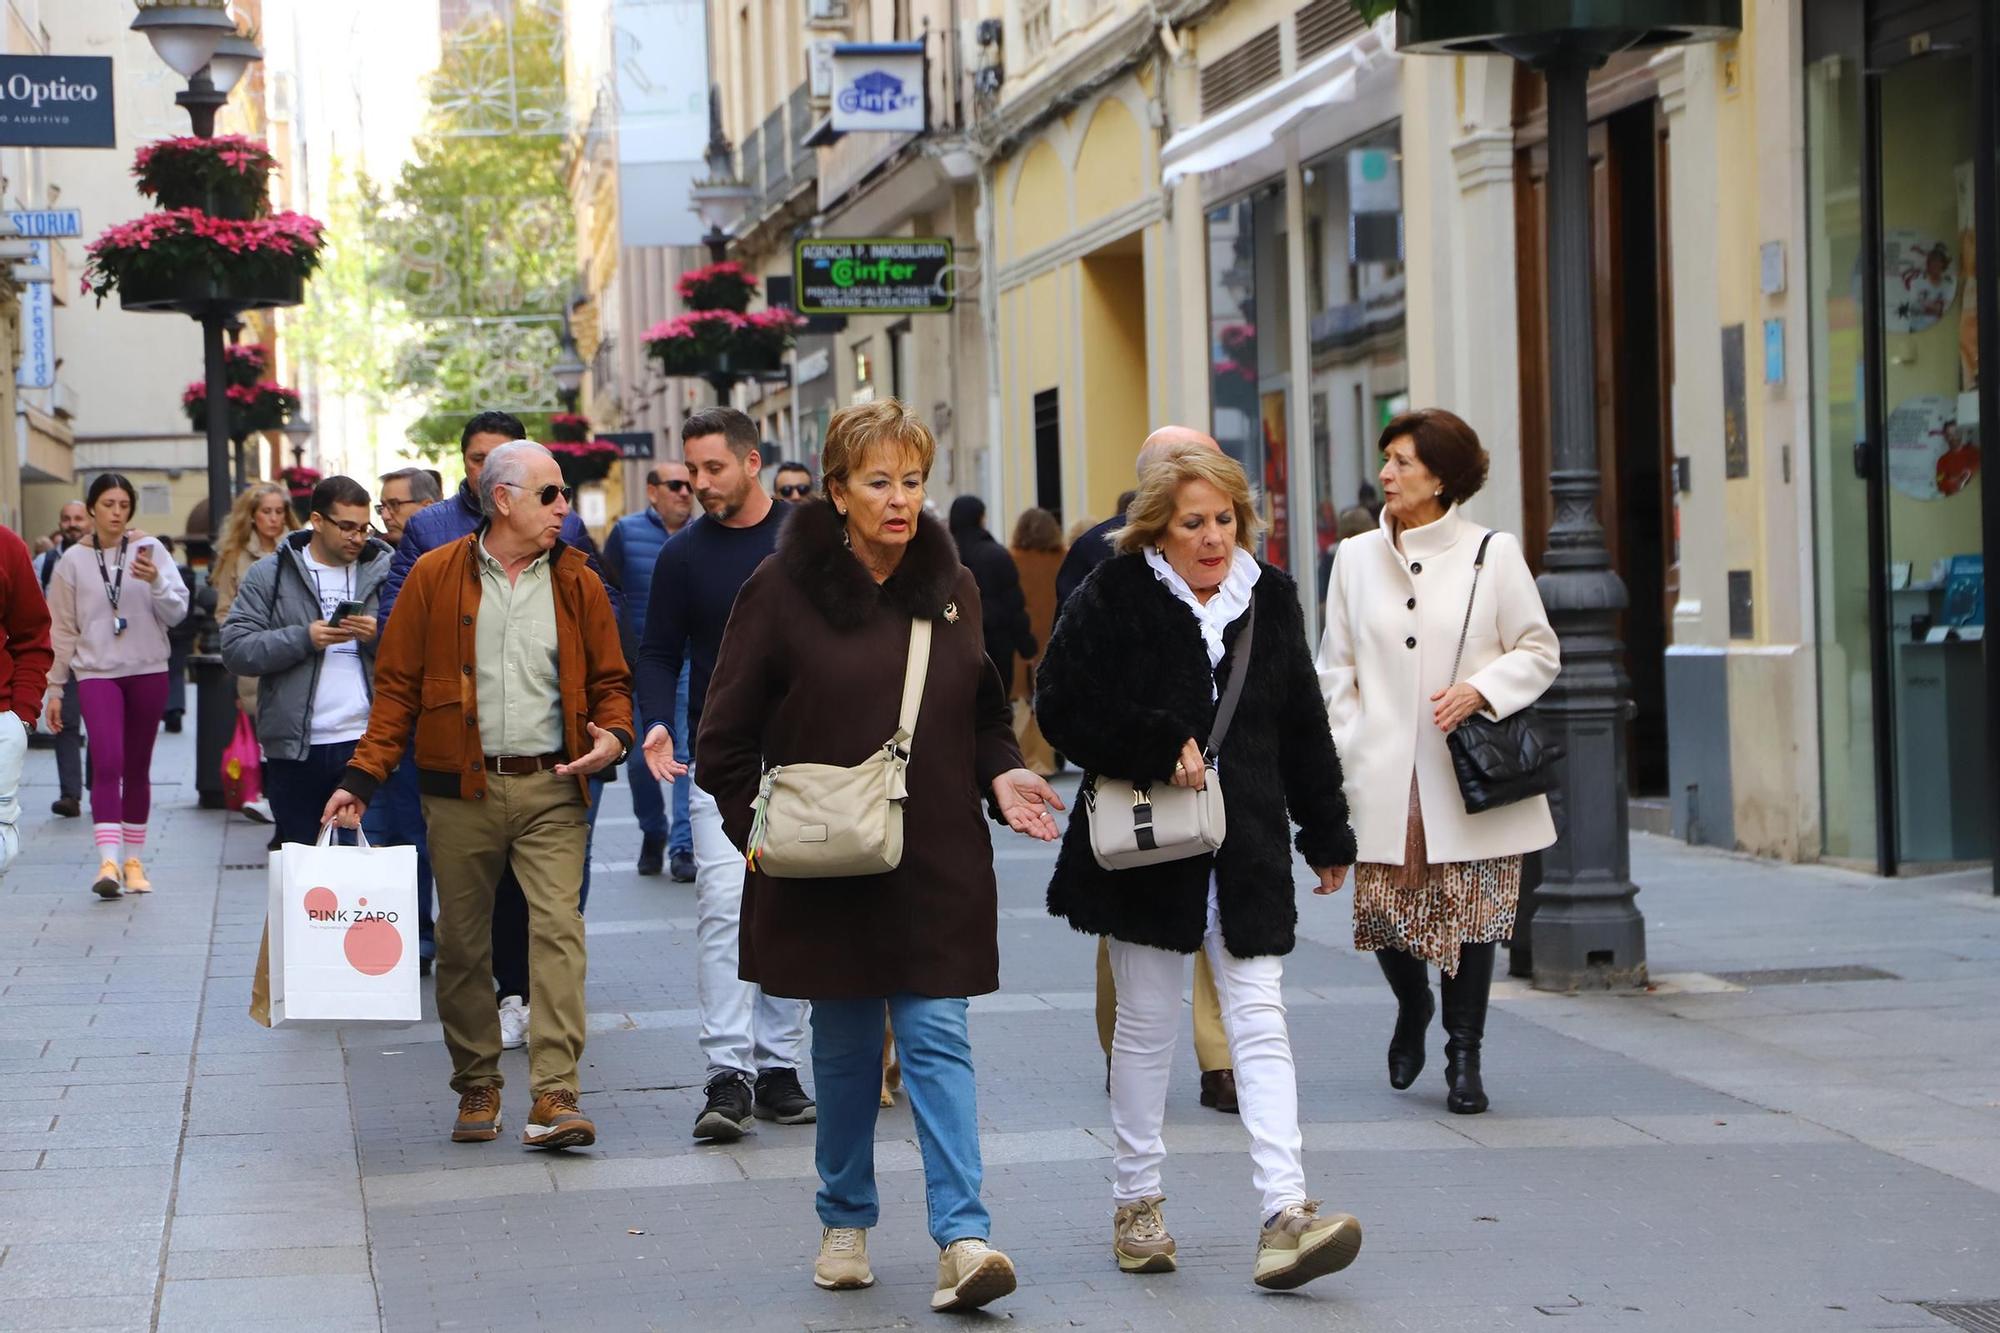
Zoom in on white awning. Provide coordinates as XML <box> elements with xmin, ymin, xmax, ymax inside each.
<box><xmin>1161</xmin><ymin>20</ymin><xmax>1395</xmax><ymax>189</ymax></box>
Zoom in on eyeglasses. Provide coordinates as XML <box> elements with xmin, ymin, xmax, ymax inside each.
<box><xmin>504</xmin><ymin>482</ymin><xmax>574</xmax><ymax>508</ymax></box>
<box><xmin>375</xmin><ymin>498</ymin><xmax>417</xmax><ymax>516</ymax></box>
<box><xmin>316</xmin><ymin>515</ymin><xmax>371</xmax><ymax>537</ymax></box>
<box><xmin>777</xmin><ymin>484</ymin><xmax>813</xmax><ymax>499</ymax></box>
<box><xmin>657</xmin><ymin>479</ymin><xmax>691</xmax><ymax>494</ymax></box>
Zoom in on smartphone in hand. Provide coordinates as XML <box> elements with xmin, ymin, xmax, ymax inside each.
<box><xmin>328</xmin><ymin>600</ymin><xmax>366</xmax><ymax>627</ymax></box>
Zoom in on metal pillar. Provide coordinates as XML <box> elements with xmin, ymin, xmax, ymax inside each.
<box><xmin>1526</xmin><ymin>49</ymin><xmax>1647</xmax><ymax>991</ymax></box>
<box><xmin>192</xmin><ymin>312</ymin><xmax>236</xmax><ymax>809</ymax></box>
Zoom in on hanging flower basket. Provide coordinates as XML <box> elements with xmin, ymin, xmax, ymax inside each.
<box><xmin>549</xmin><ymin>440</ymin><xmax>620</xmax><ymax>487</ymax></box>
<box><xmin>548</xmin><ymin>412</ymin><xmax>592</xmax><ymax>444</ymax></box>
<box><xmin>85</xmin><ymin>209</ymin><xmax>325</xmax><ymax>311</ymax></box>
<box><xmin>133</xmin><ymin>135</ymin><xmax>277</xmax><ymax>220</ymax></box>
<box><xmin>643</xmin><ymin>306</ymin><xmax>803</xmax><ymax>379</ymax></box>
<box><xmin>224</xmin><ymin>343</ymin><xmax>271</xmax><ymax>388</ymax></box>
<box><xmin>182</xmin><ymin>380</ymin><xmax>301</xmax><ymax>438</ymax></box>
<box><xmin>676</xmin><ymin>261</ymin><xmax>759</xmax><ymax>314</ymax></box>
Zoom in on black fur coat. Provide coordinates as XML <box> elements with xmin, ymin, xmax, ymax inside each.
<box><xmin>1035</xmin><ymin>553</ymin><xmax>1356</xmax><ymax>957</ymax></box>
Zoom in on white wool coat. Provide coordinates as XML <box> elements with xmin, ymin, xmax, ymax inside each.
<box><xmin>1316</xmin><ymin>505</ymin><xmax>1561</xmax><ymax>866</ymax></box>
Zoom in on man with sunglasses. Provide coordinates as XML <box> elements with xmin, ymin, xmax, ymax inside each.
<box><xmin>773</xmin><ymin>461</ymin><xmax>814</xmax><ymax>505</ymax></box>
<box><xmin>220</xmin><ymin>475</ymin><xmax>393</xmax><ymax>849</ymax></box>
<box><xmin>602</xmin><ymin>466</ymin><xmax>696</xmax><ymax>879</ymax></box>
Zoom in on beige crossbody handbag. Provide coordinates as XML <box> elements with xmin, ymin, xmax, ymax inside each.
<box><xmin>744</xmin><ymin>618</ymin><xmax>932</xmax><ymax>878</ymax></box>
<box><xmin>1083</xmin><ymin>596</ymin><xmax>1255</xmax><ymax>871</ymax></box>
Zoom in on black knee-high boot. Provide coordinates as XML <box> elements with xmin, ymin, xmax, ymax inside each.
<box><xmin>1440</xmin><ymin>942</ymin><xmax>1495</xmax><ymax>1114</ymax></box>
<box><xmin>1375</xmin><ymin>948</ymin><xmax>1434</xmax><ymax>1091</ymax></box>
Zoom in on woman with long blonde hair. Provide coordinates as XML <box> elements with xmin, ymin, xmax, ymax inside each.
<box><xmin>213</xmin><ymin>483</ymin><xmax>295</xmax><ymax>623</ymax></box>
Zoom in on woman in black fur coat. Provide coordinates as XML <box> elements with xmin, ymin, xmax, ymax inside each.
<box><xmin>1035</xmin><ymin>443</ymin><xmax>1362</xmax><ymax>1292</ymax></box>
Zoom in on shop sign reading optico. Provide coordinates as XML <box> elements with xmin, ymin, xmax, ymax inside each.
<box><xmin>795</xmin><ymin>238</ymin><xmax>953</xmax><ymax>315</ymax></box>
<box><xmin>0</xmin><ymin>57</ymin><xmax>115</xmax><ymax>148</ymax></box>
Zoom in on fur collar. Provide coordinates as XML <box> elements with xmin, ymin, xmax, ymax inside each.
<box><xmin>778</xmin><ymin>497</ymin><xmax>962</xmax><ymax>631</ymax></box>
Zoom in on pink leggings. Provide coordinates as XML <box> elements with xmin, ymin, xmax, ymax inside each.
<box><xmin>76</xmin><ymin>673</ymin><xmax>169</xmax><ymax>828</ymax></box>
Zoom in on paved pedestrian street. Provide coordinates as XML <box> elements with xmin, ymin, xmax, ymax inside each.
<box><xmin>1</xmin><ymin>724</ymin><xmax>1996</xmax><ymax>1332</ymax></box>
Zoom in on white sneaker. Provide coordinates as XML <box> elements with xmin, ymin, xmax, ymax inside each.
<box><xmin>242</xmin><ymin>798</ymin><xmax>274</xmax><ymax>825</ymax></box>
<box><xmin>498</xmin><ymin>995</ymin><xmax>529</xmax><ymax>1050</ymax></box>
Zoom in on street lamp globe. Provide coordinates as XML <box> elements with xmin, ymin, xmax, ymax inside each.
<box><xmin>281</xmin><ymin>414</ymin><xmax>313</xmax><ymax>467</ymax></box>
<box><xmin>205</xmin><ymin>32</ymin><xmax>264</xmax><ymax>97</ymax></box>
<box><xmin>130</xmin><ymin>3</ymin><xmax>236</xmax><ymax>80</ymax></box>
<box><xmin>552</xmin><ymin>348</ymin><xmax>587</xmax><ymax>401</ymax></box>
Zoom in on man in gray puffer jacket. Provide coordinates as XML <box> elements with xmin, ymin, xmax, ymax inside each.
<box><xmin>221</xmin><ymin>475</ymin><xmax>393</xmax><ymax>849</ymax></box>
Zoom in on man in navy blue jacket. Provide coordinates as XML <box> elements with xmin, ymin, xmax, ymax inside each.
<box><xmin>637</xmin><ymin>406</ymin><xmax>813</xmax><ymax>1141</ymax></box>
<box><xmin>601</xmin><ymin>467</ymin><xmax>695</xmax><ymax>880</ymax></box>
<box><xmin>381</xmin><ymin>410</ymin><xmax>617</xmax><ymax>1053</ymax></box>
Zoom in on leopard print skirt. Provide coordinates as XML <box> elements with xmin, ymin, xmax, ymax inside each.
<box><xmin>1354</xmin><ymin>777</ymin><xmax>1521</xmax><ymax>977</ymax></box>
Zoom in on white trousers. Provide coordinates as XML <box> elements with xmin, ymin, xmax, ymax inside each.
<box><xmin>0</xmin><ymin>712</ymin><xmax>24</xmax><ymax>876</ymax></box>
<box><xmin>689</xmin><ymin>780</ymin><xmax>809</xmax><ymax>1079</ymax></box>
<box><xmin>1108</xmin><ymin>886</ymin><xmax>1306</xmax><ymax>1219</ymax></box>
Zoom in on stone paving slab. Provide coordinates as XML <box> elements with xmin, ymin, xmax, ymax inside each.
<box><xmin>4</xmin><ymin>725</ymin><xmax>1999</xmax><ymax>1330</ymax></box>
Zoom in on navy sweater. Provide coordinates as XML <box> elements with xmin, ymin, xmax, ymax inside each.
<box><xmin>636</xmin><ymin>504</ymin><xmax>785</xmax><ymax>746</ymax></box>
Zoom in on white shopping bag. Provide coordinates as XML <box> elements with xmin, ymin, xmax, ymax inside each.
<box><xmin>268</xmin><ymin>823</ymin><xmax>420</xmax><ymax>1025</ymax></box>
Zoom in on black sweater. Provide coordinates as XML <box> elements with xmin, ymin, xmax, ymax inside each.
<box><xmin>636</xmin><ymin>504</ymin><xmax>785</xmax><ymax>744</ymax></box>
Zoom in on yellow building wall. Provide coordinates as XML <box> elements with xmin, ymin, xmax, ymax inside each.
<box><xmin>1079</xmin><ymin>250</ymin><xmax>1149</xmax><ymax>516</ymax></box>
<box><xmin>1008</xmin><ymin>141</ymin><xmax>1071</xmax><ymax>261</ymax></box>
<box><xmin>1074</xmin><ymin>100</ymin><xmax>1144</xmax><ymax>228</ymax></box>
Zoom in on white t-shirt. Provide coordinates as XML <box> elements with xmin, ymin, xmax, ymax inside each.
<box><xmin>299</xmin><ymin>549</ymin><xmax>372</xmax><ymax>745</ymax></box>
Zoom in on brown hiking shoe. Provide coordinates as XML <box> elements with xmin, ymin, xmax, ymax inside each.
<box><xmin>1253</xmin><ymin>1200</ymin><xmax>1362</xmax><ymax>1290</ymax></box>
<box><xmin>522</xmin><ymin>1088</ymin><xmax>596</xmax><ymax>1150</ymax></box>
<box><xmin>1113</xmin><ymin>1195</ymin><xmax>1177</xmax><ymax>1273</ymax></box>
<box><xmin>452</xmin><ymin>1086</ymin><xmax>502</xmax><ymax>1143</ymax></box>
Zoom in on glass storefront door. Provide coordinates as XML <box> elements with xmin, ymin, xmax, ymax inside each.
<box><xmin>1808</xmin><ymin>0</ymin><xmax>1994</xmax><ymax>873</ymax></box>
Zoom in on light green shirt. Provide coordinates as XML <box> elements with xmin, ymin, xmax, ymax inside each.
<box><xmin>475</xmin><ymin>537</ymin><xmax>564</xmax><ymax>758</ymax></box>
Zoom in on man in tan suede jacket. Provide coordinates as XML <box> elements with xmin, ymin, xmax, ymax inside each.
<box><xmin>325</xmin><ymin>441</ymin><xmax>633</xmax><ymax>1151</ymax></box>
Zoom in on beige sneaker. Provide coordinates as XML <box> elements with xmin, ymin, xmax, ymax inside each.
<box><xmin>813</xmin><ymin>1226</ymin><xmax>874</xmax><ymax>1290</ymax></box>
<box><xmin>1252</xmin><ymin>1200</ymin><xmax>1362</xmax><ymax>1290</ymax></box>
<box><xmin>91</xmin><ymin>859</ymin><xmax>123</xmax><ymax>899</ymax></box>
<box><xmin>122</xmin><ymin>858</ymin><xmax>152</xmax><ymax>894</ymax></box>
<box><xmin>931</xmin><ymin>1238</ymin><xmax>1016</xmax><ymax>1311</ymax></box>
<box><xmin>1114</xmin><ymin>1195</ymin><xmax>1177</xmax><ymax>1273</ymax></box>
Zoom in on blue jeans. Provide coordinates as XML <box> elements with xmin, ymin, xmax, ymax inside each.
<box><xmin>811</xmin><ymin>995</ymin><xmax>989</xmax><ymax>1248</ymax></box>
<box><xmin>629</xmin><ymin>661</ymin><xmax>692</xmax><ymax>854</ymax></box>
<box><xmin>362</xmin><ymin>753</ymin><xmax>434</xmax><ymax>958</ymax></box>
<box><xmin>265</xmin><ymin>741</ymin><xmax>361</xmax><ymax>850</ymax></box>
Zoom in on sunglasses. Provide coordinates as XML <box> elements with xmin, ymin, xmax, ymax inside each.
<box><xmin>777</xmin><ymin>483</ymin><xmax>813</xmax><ymax>498</ymax></box>
<box><xmin>658</xmin><ymin>479</ymin><xmax>691</xmax><ymax>493</ymax></box>
<box><xmin>504</xmin><ymin>482</ymin><xmax>574</xmax><ymax>508</ymax></box>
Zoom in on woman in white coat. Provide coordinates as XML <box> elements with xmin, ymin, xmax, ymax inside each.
<box><xmin>1316</xmin><ymin>409</ymin><xmax>1560</xmax><ymax>1115</ymax></box>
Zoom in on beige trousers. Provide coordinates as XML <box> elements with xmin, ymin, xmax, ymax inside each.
<box><xmin>423</xmin><ymin>772</ymin><xmax>590</xmax><ymax>1096</ymax></box>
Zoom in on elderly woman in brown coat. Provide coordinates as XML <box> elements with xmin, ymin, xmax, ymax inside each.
<box><xmin>697</xmin><ymin>398</ymin><xmax>1064</xmax><ymax>1313</ymax></box>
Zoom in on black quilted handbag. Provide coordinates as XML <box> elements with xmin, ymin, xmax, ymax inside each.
<box><xmin>1444</xmin><ymin>533</ymin><xmax>1564</xmax><ymax>814</ymax></box>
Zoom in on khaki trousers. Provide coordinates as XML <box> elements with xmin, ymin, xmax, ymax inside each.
<box><xmin>1096</xmin><ymin>936</ymin><xmax>1230</xmax><ymax>1073</ymax></box>
<box><xmin>423</xmin><ymin>772</ymin><xmax>589</xmax><ymax>1096</ymax></box>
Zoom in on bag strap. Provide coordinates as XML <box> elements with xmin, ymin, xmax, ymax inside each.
<box><xmin>894</xmin><ymin>617</ymin><xmax>933</xmax><ymax>748</ymax></box>
<box><xmin>1203</xmin><ymin>594</ymin><xmax>1257</xmax><ymax>761</ymax></box>
<box><xmin>1448</xmin><ymin>531</ymin><xmax>1498</xmax><ymax>688</ymax></box>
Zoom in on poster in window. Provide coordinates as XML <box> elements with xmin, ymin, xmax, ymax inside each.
<box><xmin>1957</xmin><ymin>162</ymin><xmax>1978</xmax><ymax>388</ymax></box>
<box><xmin>1883</xmin><ymin>228</ymin><xmax>1958</xmax><ymax>334</ymax></box>
<box><xmin>1260</xmin><ymin>391</ymin><xmax>1289</xmax><ymax>569</ymax></box>
<box><xmin>1886</xmin><ymin>394</ymin><xmax>1960</xmax><ymax>501</ymax></box>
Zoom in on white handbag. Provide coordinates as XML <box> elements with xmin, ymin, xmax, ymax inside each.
<box><xmin>745</xmin><ymin>617</ymin><xmax>931</xmax><ymax>878</ymax></box>
<box><xmin>267</xmin><ymin>822</ymin><xmax>420</xmax><ymax>1024</ymax></box>
<box><xmin>1084</xmin><ymin>597</ymin><xmax>1255</xmax><ymax>871</ymax></box>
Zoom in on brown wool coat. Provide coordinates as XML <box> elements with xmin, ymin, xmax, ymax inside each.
<box><xmin>696</xmin><ymin>499</ymin><xmax>1024</xmax><ymax>1000</ymax></box>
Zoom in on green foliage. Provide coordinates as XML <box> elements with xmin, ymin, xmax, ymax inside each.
<box><xmin>370</xmin><ymin>1</ymin><xmax>576</xmax><ymax>455</ymax></box>
<box><xmin>286</xmin><ymin>156</ymin><xmax>407</xmax><ymax>440</ymax></box>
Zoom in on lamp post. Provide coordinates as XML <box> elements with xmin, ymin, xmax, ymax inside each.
<box><xmin>688</xmin><ymin>87</ymin><xmax>754</xmax><ymax>268</ymax></box>
<box><xmin>282</xmin><ymin>414</ymin><xmax>313</xmax><ymax>471</ymax></box>
<box><xmin>1393</xmin><ymin>0</ymin><xmax>1737</xmax><ymax>991</ymax></box>
<box><xmin>131</xmin><ymin>0</ymin><xmax>265</xmax><ymax>808</ymax></box>
<box><xmin>553</xmin><ymin>326</ymin><xmax>587</xmax><ymax>416</ymax></box>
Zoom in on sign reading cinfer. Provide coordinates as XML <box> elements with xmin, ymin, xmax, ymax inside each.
<box><xmin>829</xmin><ymin>43</ymin><xmax>926</xmax><ymax>134</ymax></box>
<box><xmin>0</xmin><ymin>57</ymin><xmax>115</xmax><ymax>149</ymax></box>
<box><xmin>795</xmin><ymin>238</ymin><xmax>953</xmax><ymax>315</ymax></box>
